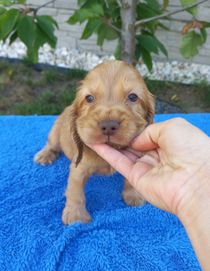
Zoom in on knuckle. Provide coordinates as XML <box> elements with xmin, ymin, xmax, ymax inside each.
<box><xmin>165</xmin><ymin>117</ymin><xmax>188</xmax><ymax>130</ymax></box>
<box><xmin>172</xmin><ymin>117</ymin><xmax>187</xmax><ymax>125</ymax></box>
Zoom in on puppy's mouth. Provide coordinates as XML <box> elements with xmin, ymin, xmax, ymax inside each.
<box><xmin>105</xmin><ymin>135</ymin><xmax>127</xmax><ymax>150</ymax></box>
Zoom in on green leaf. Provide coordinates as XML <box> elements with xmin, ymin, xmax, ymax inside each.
<box><xmin>97</xmin><ymin>24</ymin><xmax>106</xmax><ymax>46</ymax></box>
<box><xmin>96</xmin><ymin>23</ymin><xmax>118</xmax><ymax>46</ymax></box>
<box><xmin>9</xmin><ymin>30</ymin><xmax>18</xmax><ymax>45</ymax></box>
<box><xmin>17</xmin><ymin>15</ymin><xmax>57</xmax><ymax>63</ymax></box>
<box><xmin>17</xmin><ymin>15</ymin><xmax>36</xmax><ymax>48</ymax></box>
<box><xmin>0</xmin><ymin>9</ymin><xmax>20</xmax><ymax>40</ymax></box>
<box><xmin>0</xmin><ymin>7</ymin><xmax>5</xmax><ymax>15</ymax></box>
<box><xmin>153</xmin><ymin>35</ymin><xmax>168</xmax><ymax>57</ymax></box>
<box><xmin>138</xmin><ymin>0</ymin><xmax>162</xmax><ymax>18</ymax></box>
<box><xmin>81</xmin><ymin>18</ymin><xmax>101</xmax><ymax>39</ymax></box>
<box><xmin>200</xmin><ymin>28</ymin><xmax>207</xmax><ymax>43</ymax></box>
<box><xmin>180</xmin><ymin>30</ymin><xmax>204</xmax><ymax>58</ymax></box>
<box><xmin>0</xmin><ymin>0</ymin><xmax>13</xmax><ymax>6</ymax></box>
<box><xmin>33</xmin><ymin>24</ymin><xmax>57</xmax><ymax>54</ymax></box>
<box><xmin>180</xmin><ymin>0</ymin><xmax>198</xmax><ymax>16</ymax></box>
<box><xmin>37</xmin><ymin>15</ymin><xmax>58</xmax><ymax>29</ymax></box>
<box><xmin>36</xmin><ymin>15</ymin><xmax>58</xmax><ymax>29</ymax></box>
<box><xmin>35</xmin><ymin>24</ymin><xmax>51</xmax><ymax>47</ymax></box>
<box><xmin>17</xmin><ymin>0</ymin><xmax>26</xmax><ymax>3</ymax></box>
<box><xmin>136</xmin><ymin>2</ymin><xmax>164</xmax><ymax>34</ymax></box>
<box><xmin>36</xmin><ymin>15</ymin><xmax>57</xmax><ymax>48</ymax></box>
<box><xmin>163</xmin><ymin>0</ymin><xmax>169</xmax><ymax>10</ymax></box>
<box><xmin>88</xmin><ymin>3</ymin><xmax>104</xmax><ymax>16</ymax></box>
<box><xmin>145</xmin><ymin>0</ymin><xmax>161</xmax><ymax>12</ymax></box>
<box><xmin>17</xmin><ymin>15</ymin><xmax>46</xmax><ymax>63</ymax></box>
<box><xmin>135</xmin><ymin>46</ymin><xmax>141</xmax><ymax>60</ymax></box>
<box><xmin>0</xmin><ymin>0</ymin><xmax>26</xmax><ymax>4</ymax></box>
<box><xmin>80</xmin><ymin>0</ymin><xmax>103</xmax><ymax>9</ymax></box>
<box><xmin>108</xmin><ymin>0</ymin><xmax>120</xmax><ymax>20</ymax></box>
<box><xmin>68</xmin><ymin>3</ymin><xmax>104</xmax><ymax>24</ymax></box>
<box><xmin>104</xmin><ymin>26</ymin><xmax>118</xmax><ymax>40</ymax></box>
<box><xmin>137</xmin><ymin>34</ymin><xmax>159</xmax><ymax>54</ymax></box>
<box><xmin>136</xmin><ymin>33</ymin><xmax>168</xmax><ymax>62</ymax></box>
<box><xmin>26</xmin><ymin>47</ymin><xmax>38</xmax><ymax>64</ymax></box>
<box><xmin>68</xmin><ymin>9</ymin><xmax>93</xmax><ymax>24</ymax></box>
<box><xmin>136</xmin><ymin>34</ymin><xmax>153</xmax><ymax>70</ymax></box>
<box><xmin>137</xmin><ymin>3</ymin><xmax>158</xmax><ymax>19</ymax></box>
<box><xmin>141</xmin><ymin>46</ymin><xmax>153</xmax><ymax>71</ymax></box>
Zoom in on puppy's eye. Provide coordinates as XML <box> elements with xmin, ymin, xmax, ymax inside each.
<box><xmin>85</xmin><ymin>95</ymin><xmax>95</xmax><ymax>103</ymax></box>
<box><xmin>128</xmin><ymin>93</ymin><xmax>138</xmax><ymax>102</ymax></box>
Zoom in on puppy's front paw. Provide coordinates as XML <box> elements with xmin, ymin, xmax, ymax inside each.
<box><xmin>34</xmin><ymin>148</ymin><xmax>58</xmax><ymax>165</ymax></box>
<box><xmin>62</xmin><ymin>206</ymin><xmax>91</xmax><ymax>225</ymax></box>
<box><xmin>122</xmin><ymin>191</ymin><xmax>145</xmax><ymax>207</ymax></box>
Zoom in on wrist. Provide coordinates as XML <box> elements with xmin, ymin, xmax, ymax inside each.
<box><xmin>177</xmin><ymin>163</ymin><xmax>210</xmax><ymax>227</ymax></box>
<box><xmin>177</xmin><ymin>164</ymin><xmax>210</xmax><ymax>270</ymax></box>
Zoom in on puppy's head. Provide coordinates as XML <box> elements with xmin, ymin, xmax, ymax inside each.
<box><xmin>71</xmin><ymin>60</ymin><xmax>155</xmax><ymax>163</ymax></box>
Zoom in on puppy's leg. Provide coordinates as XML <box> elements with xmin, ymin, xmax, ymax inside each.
<box><xmin>62</xmin><ymin>163</ymin><xmax>91</xmax><ymax>225</ymax></box>
<box><xmin>122</xmin><ymin>178</ymin><xmax>145</xmax><ymax>206</ymax></box>
<box><xmin>34</xmin><ymin>118</ymin><xmax>61</xmax><ymax>165</ymax></box>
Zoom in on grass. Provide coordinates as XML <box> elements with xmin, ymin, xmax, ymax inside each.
<box><xmin>0</xmin><ymin>59</ymin><xmax>81</xmax><ymax>114</ymax></box>
<box><xmin>15</xmin><ymin>88</ymin><xmax>77</xmax><ymax>115</ymax></box>
<box><xmin>0</xmin><ymin>59</ymin><xmax>209</xmax><ymax>114</ymax></box>
<box><xmin>145</xmin><ymin>77</ymin><xmax>210</xmax><ymax>111</ymax></box>
<box><xmin>195</xmin><ymin>80</ymin><xmax>210</xmax><ymax>107</ymax></box>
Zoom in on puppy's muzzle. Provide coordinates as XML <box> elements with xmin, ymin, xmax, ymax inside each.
<box><xmin>99</xmin><ymin>120</ymin><xmax>120</xmax><ymax>136</ymax></box>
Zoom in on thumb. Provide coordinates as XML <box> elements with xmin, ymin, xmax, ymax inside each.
<box><xmin>131</xmin><ymin>122</ymin><xmax>162</xmax><ymax>151</ymax></box>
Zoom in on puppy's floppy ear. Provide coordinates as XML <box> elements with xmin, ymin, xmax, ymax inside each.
<box><xmin>145</xmin><ymin>92</ymin><xmax>155</xmax><ymax>124</ymax></box>
<box><xmin>69</xmin><ymin>104</ymin><xmax>84</xmax><ymax>167</ymax></box>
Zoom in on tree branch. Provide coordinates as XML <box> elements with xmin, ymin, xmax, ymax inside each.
<box><xmin>161</xmin><ymin>17</ymin><xmax>191</xmax><ymax>23</ymax></box>
<box><xmin>102</xmin><ymin>18</ymin><xmax>121</xmax><ymax>34</ymax></box>
<box><xmin>135</xmin><ymin>0</ymin><xmax>208</xmax><ymax>28</ymax></box>
<box><xmin>33</xmin><ymin>0</ymin><xmax>56</xmax><ymax>14</ymax></box>
<box><xmin>116</xmin><ymin>0</ymin><xmax>122</xmax><ymax>8</ymax></box>
<box><xmin>104</xmin><ymin>0</ymin><xmax>109</xmax><ymax>9</ymax></box>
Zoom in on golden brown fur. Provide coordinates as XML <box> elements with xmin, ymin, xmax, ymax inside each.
<box><xmin>34</xmin><ymin>60</ymin><xmax>155</xmax><ymax>224</ymax></box>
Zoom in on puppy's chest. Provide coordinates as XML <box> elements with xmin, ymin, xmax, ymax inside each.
<box><xmin>95</xmin><ymin>164</ymin><xmax>115</xmax><ymax>175</ymax></box>
<box><xmin>85</xmin><ymin>149</ymin><xmax>115</xmax><ymax>175</ymax></box>
<box><xmin>92</xmin><ymin>155</ymin><xmax>115</xmax><ymax>175</ymax></box>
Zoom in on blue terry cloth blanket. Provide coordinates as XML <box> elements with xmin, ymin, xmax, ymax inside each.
<box><xmin>0</xmin><ymin>113</ymin><xmax>209</xmax><ymax>271</ymax></box>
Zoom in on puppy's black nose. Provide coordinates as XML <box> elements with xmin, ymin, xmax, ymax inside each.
<box><xmin>99</xmin><ymin>120</ymin><xmax>120</xmax><ymax>136</ymax></box>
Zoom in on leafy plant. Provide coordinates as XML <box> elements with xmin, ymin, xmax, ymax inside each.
<box><xmin>0</xmin><ymin>0</ymin><xmax>58</xmax><ymax>63</ymax></box>
<box><xmin>0</xmin><ymin>0</ymin><xmax>209</xmax><ymax>69</ymax></box>
<box><xmin>68</xmin><ymin>0</ymin><xmax>209</xmax><ymax>69</ymax></box>
<box><xmin>68</xmin><ymin>0</ymin><xmax>168</xmax><ymax>69</ymax></box>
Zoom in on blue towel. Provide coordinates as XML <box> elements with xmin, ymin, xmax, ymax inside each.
<box><xmin>0</xmin><ymin>113</ymin><xmax>209</xmax><ymax>271</ymax></box>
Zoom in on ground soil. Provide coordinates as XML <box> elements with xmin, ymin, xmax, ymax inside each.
<box><xmin>0</xmin><ymin>58</ymin><xmax>209</xmax><ymax>115</ymax></box>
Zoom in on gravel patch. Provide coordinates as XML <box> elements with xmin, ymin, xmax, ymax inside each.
<box><xmin>1</xmin><ymin>41</ymin><xmax>210</xmax><ymax>85</ymax></box>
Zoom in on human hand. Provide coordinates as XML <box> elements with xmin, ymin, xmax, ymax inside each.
<box><xmin>90</xmin><ymin>118</ymin><xmax>210</xmax><ymax>221</ymax></box>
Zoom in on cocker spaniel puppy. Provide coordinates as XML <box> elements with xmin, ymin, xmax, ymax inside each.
<box><xmin>34</xmin><ymin>60</ymin><xmax>155</xmax><ymax>225</ymax></box>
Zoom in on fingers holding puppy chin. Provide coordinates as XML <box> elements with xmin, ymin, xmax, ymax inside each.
<box><xmin>89</xmin><ymin>143</ymin><xmax>155</xmax><ymax>186</ymax></box>
<box><xmin>89</xmin><ymin>143</ymin><xmax>134</xmax><ymax>179</ymax></box>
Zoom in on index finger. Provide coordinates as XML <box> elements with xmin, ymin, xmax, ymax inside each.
<box><xmin>90</xmin><ymin>144</ymin><xmax>134</xmax><ymax>179</ymax></box>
